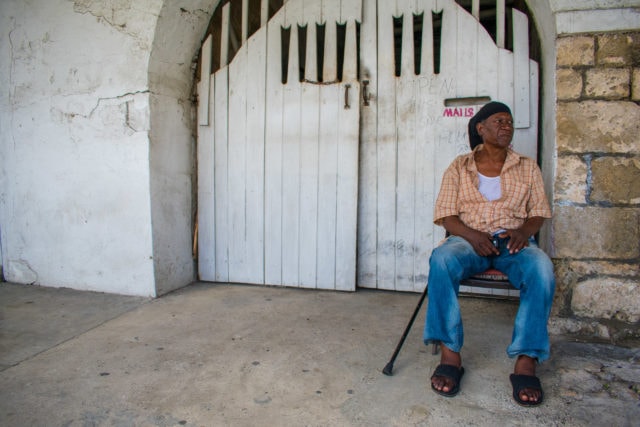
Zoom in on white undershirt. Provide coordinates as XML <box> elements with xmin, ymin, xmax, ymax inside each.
<box><xmin>478</xmin><ymin>172</ymin><xmax>501</xmax><ymax>201</ymax></box>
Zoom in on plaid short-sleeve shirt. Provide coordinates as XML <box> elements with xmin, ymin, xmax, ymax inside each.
<box><xmin>434</xmin><ymin>145</ymin><xmax>551</xmax><ymax>234</ymax></box>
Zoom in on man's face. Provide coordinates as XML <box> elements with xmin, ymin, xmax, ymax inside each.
<box><xmin>476</xmin><ymin>112</ymin><xmax>514</xmax><ymax>148</ymax></box>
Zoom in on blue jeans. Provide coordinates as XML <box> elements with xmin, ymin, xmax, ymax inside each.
<box><xmin>423</xmin><ymin>235</ymin><xmax>555</xmax><ymax>362</ymax></box>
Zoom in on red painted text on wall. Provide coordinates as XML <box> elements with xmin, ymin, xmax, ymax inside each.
<box><xmin>443</xmin><ymin>107</ymin><xmax>475</xmax><ymax>118</ymax></box>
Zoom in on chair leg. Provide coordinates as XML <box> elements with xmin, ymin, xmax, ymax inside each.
<box><xmin>432</xmin><ymin>341</ymin><xmax>440</xmax><ymax>355</ymax></box>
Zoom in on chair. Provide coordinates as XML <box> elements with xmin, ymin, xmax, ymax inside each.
<box><xmin>441</xmin><ymin>232</ymin><xmax>518</xmax><ymax>300</ymax></box>
<box><xmin>431</xmin><ymin>268</ymin><xmax>516</xmax><ymax>355</ymax></box>
<box><xmin>459</xmin><ymin>268</ymin><xmax>518</xmax><ymax>300</ymax></box>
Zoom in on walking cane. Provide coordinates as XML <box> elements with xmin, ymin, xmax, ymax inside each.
<box><xmin>382</xmin><ymin>283</ymin><xmax>430</xmax><ymax>376</ymax></box>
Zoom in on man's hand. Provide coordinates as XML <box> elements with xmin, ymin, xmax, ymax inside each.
<box><xmin>498</xmin><ymin>229</ymin><xmax>529</xmax><ymax>254</ymax></box>
<box><xmin>467</xmin><ymin>229</ymin><xmax>500</xmax><ymax>256</ymax></box>
<box><xmin>499</xmin><ymin>216</ymin><xmax>546</xmax><ymax>254</ymax></box>
<box><xmin>443</xmin><ymin>216</ymin><xmax>499</xmax><ymax>257</ymax></box>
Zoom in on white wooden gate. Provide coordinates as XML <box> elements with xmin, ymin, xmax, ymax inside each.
<box><xmin>197</xmin><ymin>0</ymin><xmax>539</xmax><ymax>292</ymax></box>
<box><xmin>198</xmin><ymin>0</ymin><xmax>362</xmax><ymax>290</ymax></box>
<box><xmin>357</xmin><ymin>0</ymin><xmax>538</xmax><ymax>292</ymax></box>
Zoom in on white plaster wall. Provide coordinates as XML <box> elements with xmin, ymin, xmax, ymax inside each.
<box><xmin>0</xmin><ymin>0</ymin><xmax>162</xmax><ymax>296</ymax></box>
<box><xmin>148</xmin><ymin>1</ymin><xmax>216</xmax><ymax>295</ymax></box>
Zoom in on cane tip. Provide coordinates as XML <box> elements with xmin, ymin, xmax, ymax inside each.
<box><xmin>382</xmin><ymin>363</ymin><xmax>394</xmax><ymax>376</ymax></box>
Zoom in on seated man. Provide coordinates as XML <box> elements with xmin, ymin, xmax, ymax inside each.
<box><xmin>423</xmin><ymin>101</ymin><xmax>555</xmax><ymax>406</ymax></box>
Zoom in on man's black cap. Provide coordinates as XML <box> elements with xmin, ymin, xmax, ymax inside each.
<box><xmin>468</xmin><ymin>101</ymin><xmax>512</xmax><ymax>149</ymax></box>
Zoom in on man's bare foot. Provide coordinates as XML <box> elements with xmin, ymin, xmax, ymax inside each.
<box><xmin>513</xmin><ymin>355</ymin><xmax>542</xmax><ymax>404</ymax></box>
<box><xmin>431</xmin><ymin>344</ymin><xmax>462</xmax><ymax>394</ymax></box>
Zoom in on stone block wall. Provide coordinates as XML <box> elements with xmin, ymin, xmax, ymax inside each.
<box><xmin>552</xmin><ymin>32</ymin><xmax>640</xmax><ymax>342</ymax></box>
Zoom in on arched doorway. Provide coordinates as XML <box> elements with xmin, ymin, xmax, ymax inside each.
<box><xmin>194</xmin><ymin>0</ymin><xmax>546</xmax><ymax>292</ymax></box>
<box><xmin>146</xmin><ymin>0</ymin><xmax>556</xmax><ymax>296</ymax></box>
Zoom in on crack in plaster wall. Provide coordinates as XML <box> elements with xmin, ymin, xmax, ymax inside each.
<box><xmin>85</xmin><ymin>91</ymin><xmax>150</xmax><ymax>120</ymax></box>
<box><xmin>49</xmin><ymin>91</ymin><xmax>151</xmax><ymax>135</ymax></box>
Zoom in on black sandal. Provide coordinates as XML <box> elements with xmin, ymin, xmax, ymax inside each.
<box><xmin>510</xmin><ymin>374</ymin><xmax>544</xmax><ymax>407</ymax></box>
<box><xmin>430</xmin><ymin>364</ymin><xmax>465</xmax><ymax>397</ymax></box>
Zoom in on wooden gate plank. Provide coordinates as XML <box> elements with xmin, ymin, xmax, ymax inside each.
<box><xmin>221</xmin><ymin>3</ymin><xmax>230</xmax><ymax>67</ymax></box>
<box><xmin>245</xmin><ymin>28</ymin><xmax>267</xmax><ymax>284</ymax></box>
<box><xmin>512</xmin><ymin>59</ymin><xmax>539</xmax><ymax>160</ymax></box>
<box><xmin>296</xmin><ymin>2</ymin><xmax>322</xmax><ymax>288</ymax></box>
<box><xmin>316</xmin><ymin>83</ymin><xmax>340</xmax><ymax>290</ymax></box>
<box><xmin>213</xmin><ymin>1</ymin><xmax>231</xmax><ymax>286</ymax></box>
<box><xmin>261</xmin><ymin>0</ymin><xmax>269</xmax><ymax>26</ymax></box>
<box><xmin>419</xmin><ymin>0</ymin><xmax>435</xmax><ymax>76</ymax></box>
<box><xmin>395</xmin><ymin>86</ymin><xmax>418</xmax><ymax>291</ymax></box>
<box><xmin>512</xmin><ymin>8</ymin><xmax>530</xmax><ymax>129</ymax></box>
<box><xmin>414</xmin><ymin>81</ymin><xmax>439</xmax><ymax>291</ymax></box>
<box><xmin>323</xmin><ymin>17</ymin><xmax>338</xmax><ymax>82</ymax></box>
<box><xmin>375</xmin><ymin>0</ymin><xmax>399</xmax><ymax>290</ymax></box>
<box><xmin>281</xmin><ymin>24</ymin><xmax>302</xmax><ymax>286</ymax></box>
<box><xmin>242</xmin><ymin>0</ymin><xmax>249</xmax><ymax>43</ymax></box>
<box><xmin>471</xmin><ymin>0</ymin><xmax>480</xmax><ymax>19</ymax></box>
<box><xmin>335</xmin><ymin>21</ymin><xmax>360</xmax><ymax>291</ymax></box>
<box><xmin>496</xmin><ymin>0</ymin><xmax>506</xmax><ymax>48</ymax></box>
<box><xmin>340</xmin><ymin>0</ymin><xmax>361</xmax><ymax>22</ymax></box>
<box><xmin>198</xmin><ymin>35</ymin><xmax>212</xmax><ymax>126</ymax></box>
<box><xmin>264</xmin><ymin>14</ymin><xmax>285</xmax><ymax>285</ymax></box>
<box><xmin>298</xmin><ymin>82</ymin><xmax>321</xmax><ymax>287</ymax></box>
<box><xmin>197</xmin><ymin>74</ymin><xmax>215</xmax><ymax>281</ymax></box>
<box><xmin>409</xmin><ymin>0</ymin><xmax>439</xmax><ymax>292</ymax></box>
<box><xmin>335</xmin><ymin>84</ymin><xmax>360</xmax><ymax>290</ymax></box>
<box><xmin>342</xmin><ymin>20</ymin><xmax>358</xmax><ymax>81</ymax></box>
<box><xmin>197</xmin><ymin>35</ymin><xmax>214</xmax><ymax>281</ymax></box>
<box><xmin>454</xmin><ymin>6</ymin><xmax>478</xmax><ymax>98</ymax></box>
<box><xmin>497</xmin><ymin>48</ymin><xmax>515</xmax><ymax>117</ymax></box>
<box><xmin>437</xmin><ymin>0</ymin><xmax>457</xmax><ymax>76</ymax></box>
<box><xmin>213</xmin><ymin>68</ymin><xmax>230</xmax><ymax>282</ymax></box>
<box><xmin>356</xmin><ymin>0</ymin><xmax>379</xmax><ymax>288</ymax></box>
<box><xmin>305</xmin><ymin>3</ymin><xmax>320</xmax><ymax>80</ymax></box>
<box><xmin>227</xmin><ymin>49</ymin><xmax>250</xmax><ymax>283</ymax></box>
<box><xmin>395</xmin><ymin>6</ymin><xmax>418</xmax><ymax>292</ymax></box>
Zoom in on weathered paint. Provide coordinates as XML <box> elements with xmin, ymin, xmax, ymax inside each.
<box><xmin>0</xmin><ymin>0</ymin><xmax>637</xmax><ymax>310</ymax></box>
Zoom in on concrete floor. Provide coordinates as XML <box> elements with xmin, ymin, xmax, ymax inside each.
<box><xmin>1</xmin><ymin>281</ymin><xmax>638</xmax><ymax>426</ymax></box>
